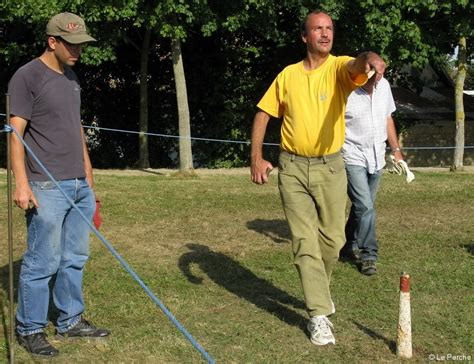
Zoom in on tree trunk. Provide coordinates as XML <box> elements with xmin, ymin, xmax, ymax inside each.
<box><xmin>171</xmin><ymin>37</ymin><xmax>193</xmax><ymax>172</ymax></box>
<box><xmin>138</xmin><ymin>28</ymin><xmax>151</xmax><ymax>169</ymax></box>
<box><xmin>451</xmin><ymin>36</ymin><xmax>466</xmax><ymax>172</ymax></box>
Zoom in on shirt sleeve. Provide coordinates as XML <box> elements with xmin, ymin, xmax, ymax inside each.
<box><xmin>8</xmin><ymin>68</ymin><xmax>34</xmax><ymax>121</ymax></box>
<box><xmin>256</xmin><ymin>74</ymin><xmax>284</xmax><ymax>118</ymax></box>
<box><xmin>386</xmin><ymin>80</ymin><xmax>396</xmax><ymax>114</ymax></box>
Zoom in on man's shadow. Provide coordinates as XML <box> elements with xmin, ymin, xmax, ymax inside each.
<box><xmin>178</xmin><ymin>243</ymin><xmax>306</xmax><ymax>331</ymax></box>
<box><xmin>246</xmin><ymin>219</ymin><xmax>291</xmax><ymax>244</ymax></box>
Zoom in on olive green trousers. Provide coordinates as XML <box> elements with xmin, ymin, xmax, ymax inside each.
<box><xmin>278</xmin><ymin>151</ymin><xmax>347</xmax><ymax>317</ymax></box>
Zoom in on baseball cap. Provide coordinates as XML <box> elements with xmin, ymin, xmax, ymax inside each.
<box><xmin>46</xmin><ymin>12</ymin><xmax>96</xmax><ymax>44</ymax></box>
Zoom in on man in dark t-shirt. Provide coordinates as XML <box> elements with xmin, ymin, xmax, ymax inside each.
<box><xmin>8</xmin><ymin>12</ymin><xmax>110</xmax><ymax>358</ymax></box>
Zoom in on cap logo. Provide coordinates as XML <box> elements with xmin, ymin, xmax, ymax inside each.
<box><xmin>66</xmin><ymin>23</ymin><xmax>84</xmax><ymax>32</ymax></box>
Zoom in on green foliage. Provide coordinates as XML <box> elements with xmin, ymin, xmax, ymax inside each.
<box><xmin>200</xmin><ymin>19</ymin><xmax>217</xmax><ymax>36</ymax></box>
<box><xmin>81</xmin><ymin>45</ymin><xmax>116</xmax><ymax>65</ymax></box>
<box><xmin>465</xmin><ymin>64</ymin><xmax>474</xmax><ymax>89</ymax></box>
<box><xmin>1</xmin><ymin>0</ymin><xmax>473</xmax><ymax>169</ymax></box>
<box><xmin>0</xmin><ymin>0</ymin><xmax>133</xmax><ymax>68</ymax></box>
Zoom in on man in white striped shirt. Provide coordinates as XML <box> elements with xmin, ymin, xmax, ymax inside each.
<box><xmin>341</xmin><ymin>74</ymin><xmax>403</xmax><ymax>275</ymax></box>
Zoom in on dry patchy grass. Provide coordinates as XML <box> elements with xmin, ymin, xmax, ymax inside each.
<box><xmin>0</xmin><ymin>169</ymin><xmax>472</xmax><ymax>363</ymax></box>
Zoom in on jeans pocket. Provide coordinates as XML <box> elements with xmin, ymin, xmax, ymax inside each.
<box><xmin>30</xmin><ymin>181</ymin><xmax>57</xmax><ymax>190</ymax></box>
<box><xmin>78</xmin><ymin>178</ymin><xmax>90</xmax><ymax>189</ymax></box>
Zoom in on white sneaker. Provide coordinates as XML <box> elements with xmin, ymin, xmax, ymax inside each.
<box><xmin>307</xmin><ymin>315</ymin><xmax>335</xmax><ymax>346</ymax></box>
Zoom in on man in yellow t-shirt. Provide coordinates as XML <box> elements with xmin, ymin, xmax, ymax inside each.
<box><xmin>250</xmin><ymin>10</ymin><xmax>386</xmax><ymax>346</ymax></box>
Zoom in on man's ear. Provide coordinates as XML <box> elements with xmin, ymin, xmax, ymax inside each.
<box><xmin>47</xmin><ymin>36</ymin><xmax>58</xmax><ymax>50</ymax></box>
<box><xmin>301</xmin><ymin>31</ymin><xmax>307</xmax><ymax>44</ymax></box>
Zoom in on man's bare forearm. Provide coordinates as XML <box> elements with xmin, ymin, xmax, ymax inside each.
<box><xmin>251</xmin><ymin>111</ymin><xmax>270</xmax><ymax>162</ymax></box>
<box><xmin>10</xmin><ymin>117</ymin><xmax>29</xmax><ymax>188</ymax></box>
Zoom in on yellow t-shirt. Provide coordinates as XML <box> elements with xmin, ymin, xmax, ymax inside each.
<box><xmin>257</xmin><ymin>55</ymin><xmax>367</xmax><ymax>156</ymax></box>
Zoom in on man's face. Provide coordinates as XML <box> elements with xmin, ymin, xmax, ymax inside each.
<box><xmin>301</xmin><ymin>13</ymin><xmax>333</xmax><ymax>56</ymax></box>
<box><xmin>50</xmin><ymin>37</ymin><xmax>83</xmax><ymax>66</ymax></box>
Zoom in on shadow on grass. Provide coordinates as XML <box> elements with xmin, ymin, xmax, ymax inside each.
<box><xmin>0</xmin><ymin>260</ymin><xmax>20</xmax><ymax>362</ymax></box>
<box><xmin>246</xmin><ymin>219</ymin><xmax>291</xmax><ymax>244</ymax></box>
<box><xmin>0</xmin><ymin>292</ymin><xmax>13</xmax><ymax>362</ymax></box>
<box><xmin>178</xmin><ymin>243</ymin><xmax>307</xmax><ymax>332</ymax></box>
<box><xmin>338</xmin><ymin>253</ymin><xmax>360</xmax><ymax>271</ymax></box>
<box><xmin>137</xmin><ymin>169</ymin><xmax>165</xmax><ymax>176</ymax></box>
<box><xmin>0</xmin><ymin>260</ymin><xmax>21</xmax><ymax>305</ymax></box>
<box><xmin>351</xmin><ymin>319</ymin><xmax>396</xmax><ymax>354</ymax></box>
<box><xmin>460</xmin><ymin>243</ymin><xmax>473</xmax><ymax>255</ymax></box>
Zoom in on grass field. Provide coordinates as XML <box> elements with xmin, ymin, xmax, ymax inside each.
<box><xmin>0</xmin><ymin>168</ymin><xmax>473</xmax><ymax>363</ymax></box>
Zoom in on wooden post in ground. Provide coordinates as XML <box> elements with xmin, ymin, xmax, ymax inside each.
<box><xmin>397</xmin><ymin>272</ymin><xmax>412</xmax><ymax>359</ymax></box>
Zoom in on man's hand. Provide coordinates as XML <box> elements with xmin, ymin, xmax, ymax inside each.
<box><xmin>86</xmin><ymin>173</ymin><xmax>94</xmax><ymax>189</ymax></box>
<box><xmin>349</xmin><ymin>51</ymin><xmax>386</xmax><ymax>82</ymax></box>
<box><xmin>14</xmin><ymin>185</ymin><xmax>39</xmax><ymax>210</ymax></box>
<box><xmin>392</xmin><ymin>149</ymin><xmax>404</xmax><ymax>163</ymax></box>
<box><xmin>365</xmin><ymin>52</ymin><xmax>386</xmax><ymax>82</ymax></box>
<box><xmin>251</xmin><ymin>158</ymin><xmax>274</xmax><ymax>185</ymax></box>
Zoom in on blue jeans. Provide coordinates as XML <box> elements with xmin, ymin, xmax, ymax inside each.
<box><xmin>16</xmin><ymin>178</ymin><xmax>95</xmax><ymax>336</ymax></box>
<box><xmin>344</xmin><ymin>165</ymin><xmax>382</xmax><ymax>261</ymax></box>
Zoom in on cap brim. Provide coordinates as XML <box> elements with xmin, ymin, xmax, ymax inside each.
<box><xmin>60</xmin><ymin>34</ymin><xmax>96</xmax><ymax>44</ymax></box>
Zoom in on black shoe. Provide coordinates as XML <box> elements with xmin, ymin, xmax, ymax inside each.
<box><xmin>56</xmin><ymin>317</ymin><xmax>110</xmax><ymax>339</ymax></box>
<box><xmin>360</xmin><ymin>260</ymin><xmax>377</xmax><ymax>276</ymax></box>
<box><xmin>340</xmin><ymin>246</ymin><xmax>361</xmax><ymax>262</ymax></box>
<box><xmin>16</xmin><ymin>332</ymin><xmax>59</xmax><ymax>357</ymax></box>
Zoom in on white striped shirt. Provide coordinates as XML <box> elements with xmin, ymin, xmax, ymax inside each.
<box><xmin>342</xmin><ymin>77</ymin><xmax>396</xmax><ymax>173</ymax></box>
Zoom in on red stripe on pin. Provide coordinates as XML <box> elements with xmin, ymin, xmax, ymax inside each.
<box><xmin>400</xmin><ymin>273</ymin><xmax>410</xmax><ymax>293</ymax></box>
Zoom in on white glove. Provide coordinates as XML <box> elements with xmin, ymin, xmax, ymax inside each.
<box><xmin>387</xmin><ymin>155</ymin><xmax>415</xmax><ymax>183</ymax></box>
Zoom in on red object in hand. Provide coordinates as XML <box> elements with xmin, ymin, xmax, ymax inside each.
<box><xmin>93</xmin><ymin>199</ymin><xmax>103</xmax><ymax>229</ymax></box>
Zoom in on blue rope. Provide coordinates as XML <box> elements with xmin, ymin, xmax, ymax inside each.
<box><xmin>3</xmin><ymin>124</ymin><xmax>216</xmax><ymax>364</ymax></box>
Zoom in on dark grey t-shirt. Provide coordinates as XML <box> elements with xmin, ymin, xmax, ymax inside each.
<box><xmin>8</xmin><ymin>58</ymin><xmax>85</xmax><ymax>181</ymax></box>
